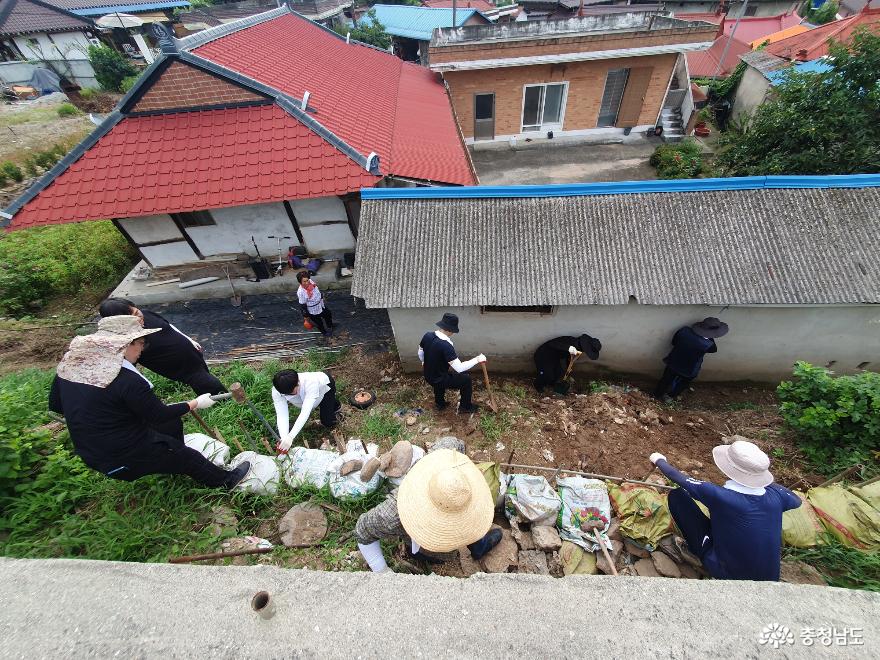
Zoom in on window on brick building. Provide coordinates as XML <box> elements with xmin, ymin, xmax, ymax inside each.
<box><xmin>521</xmin><ymin>82</ymin><xmax>568</xmax><ymax>133</ymax></box>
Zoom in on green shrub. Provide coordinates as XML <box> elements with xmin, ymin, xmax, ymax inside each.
<box><xmin>0</xmin><ymin>172</ymin><xmax>6</xmax><ymax>187</ymax></box>
<box><xmin>22</xmin><ymin>157</ymin><xmax>39</xmax><ymax>178</ymax></box>
<box><xmin>120</xmin><ymin>75</ymin><xmax>139</xmax><ymax>93</ymax></box>
<box><xmin>78</xmin><ymin>87</ymin><xmax>98</xmax><ymax>100</ymax></box>
<box><xmin>87</xmin><ymin>45</ymin><xmax>137</xmax><ymax>92</ymax></box>
<box><xmin>56</xmin><ymin>102</ymin><xmax>80</xmax><ymax>117</ymax></box>
<box><xmin>1</xmin><ymin>162</ymin><xmax>24</xmax><ymax>182</ymax></box>
<box><xmin>777</xmin><ymin>361</ymin><xmax>880</xmax><ymax>474</ymax></box>
<box><xmin>0</xmin><ymin>221</ymin><xmax>137</xmax><ymax>315</ymax></box>
<box><xmin>807</xmin><ymin>0</ymin><xmax>838</xmax><ymax>24</ymax></box>
<box><xmin>650</xmin><ymin>139</ymin><xmax>703</xmax><ymax>179</ymax></box>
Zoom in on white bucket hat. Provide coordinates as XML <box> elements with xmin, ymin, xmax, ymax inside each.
<box><xmin>397</xmin><ymin>448</ymin><xmax>494</xmax><ymax>552</ymax></box>
<box><xmin>712</xmin><ymin>440</ymin><xmax>774</xmax><ymax>489</ymax></box>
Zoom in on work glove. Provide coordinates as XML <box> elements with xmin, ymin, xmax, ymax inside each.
<box><xmin>276</xmin><ymin>434</ymin><xmax>293</xmax><ymax>454</ymax></box>
<box><xmin>194</xmin><ymin>393</ymin><xmax>216</xmax><ymax>410</ymax></box>
<box><xmin>649</xmin><ymin>452</ymin><xmax>667</xmax><ymax>465</ymax></box>
<box><xmin>568</xmin><ymin>345</ymin><xmax>578</xmax><ymax>355</ymax></box>
<box><xmin>476</xmin><ymin>354</ymin><xmax>487</xmax><ymax>363</ymax></box>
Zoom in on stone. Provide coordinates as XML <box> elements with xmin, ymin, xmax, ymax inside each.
<box><xmin>619</xmin><ymin>566</ymin><xmax>638</xmax><ymax>576</ymax></box>
<box><xmin>645</xmin><ymin>474</ymin><xmax>667</xmax><ymax>488</ymax></box>
<box><xmin>479</xmin><ymin>527</ymin><xmax>518</xmax><ymax>573</ymax></box>
<box><xmin>672</xmin><ymin>536</ymin><xmax>703</xmax><ymax>569</ymax></box>
<box><xmin>547</xmin><ymin>551</ymin><xmax>564</xmax><ymax>578</ymax></box>
<box><xmin>638</xmin><ymin>409</ymin><xmax>660</xmax><ymax>425</ymax></box>
<box><xmin>678</xmin><ymin>563</ymin><xmax>701</xmax><ymax>579</ymax></box>
<box><xmin>657</xmin><ymin>535</ymin><xmax>682</xmax><ymax>563</ymax></box>
<box><xmin>651</xmin><ymin>551</ymin><xmax>681</xmax><ymax>578</ymax></box>
<box><xmin>634</xmin><ymin>558</ymin><xmax>660</xmax><ymax>577</ymax></box>
<box><xmin>510</xmin><ymin>521</ymin><xmax>535</xmax><ymax>551</ymax></box>
<box><xmin>218</xmin><ymin>537</ymin><xmax>260</xmax><ymax>566</ymax></box>
<box><xmin>380</xmin><ymin>376</ymin><xmax>393</xmax><ymax>383</ymax></box>
<box><xmin>517</xmin><ymin>550</ymin><xmax>549</xmax><ymax>575</ymax></box>
<box><xmin>623</xmin><ymin>539</ymin><xmax>651</xmax><ymax>559</ymax></box>
<box><xmin>421</xmin><ymin>427</ymin><xmax>430</xmax><ymax>435</ymax></box>
<box><xmin>541</xmin><ymin>449</ymin><xmax>555</xmax><ymax>462</ymax></box>
<box><xmin>405</xmin><ymin>415</ymin><xmax>417</xmax><ymax>427</ymax></box>
<box><xmin>531</xmin><ymin>525</ymin><xmax>562</xmax><ymax>552</ymax></box>
<box><xmin>609</xmin><ymin>539</ymin><xmax>624</xmax><ymax>562</ymax></box>
<box><xmin>780</xmin><ymin>560</ymin><xmax>827</xmax><ymax>586</ymax></box>
<box><xmin>607</xmin><ymin>518</ymin><xmax>622</xmax><ymax>542</ymax></box>
<box><xmin>722</xmin><ymin>433</ymin><xmax>753</xmax><ymax>445</ymax></box>
<box><xmin>459</xmin><ymin>550</ymin><xmax>482</xmax><ymax>578</ymax></box>
<box><xmin>595</xmin><ymin>540</ymin><xmax>624</xmax><ymax>575</ymax></box>
<box><xmin>278</xmin><ymin>503</ymin><xmax>328</xmax><ymax>548</ymax></box>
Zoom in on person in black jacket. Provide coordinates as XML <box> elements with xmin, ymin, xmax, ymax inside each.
<box><xmin>533</xmin><ymin>333</ymin><xmax>602</xmax><ymax>393</ymax></box>
<box><xmin>418</xmin><ymin>313</ymin><xmax>486</xmax><ymax>413</ymax></box>
<box><xmin>98</xmin><ymin>298</ymin><xmax>224</xmax><ymax>395</ymax></box>
<box><xmin>49</xmin><ymin>316</ymin><xmax>250</xmax><ymax>487</ymax></box>
<box><xmin>654</xmin><ymin>317</ymin><xmax>729</xmax><ymax>400</ymax></box>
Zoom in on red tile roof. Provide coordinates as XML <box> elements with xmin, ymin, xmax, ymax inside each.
<box><xmin>0</xmin><ymin>0</ymin><xmax>91</xmax><ymax>37</ymax></box>
<box><xmin>11</xmin><ymin>105</ymin><xmax>380</xmax><ymax>229</ymax></box>
<box><xmin>675</xmin><ymin>10</ymin><xmax>803</xmax><ymax>44</ymax></box>
<box><xmin>687</xmin><ymin>33</ymin><xmax>752</xmax><ymax>77</ymax></box>
<box><xmin>192</xmin><ymin>12</ymin><xmax>475</xmax><ymax>186</ymax></box>
<box><xmin>766</xmin><ymin>7</ymin><xmax>880</xmax><ymax>61</ymax></box>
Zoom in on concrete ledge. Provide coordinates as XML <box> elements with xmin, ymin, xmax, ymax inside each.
<box><xmin>1</xmin><ymin>557</ymin><xmax>876</xmax><ymax>658</ymax></box>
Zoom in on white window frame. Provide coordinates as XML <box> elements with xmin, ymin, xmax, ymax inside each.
<box><xmin>520</xmin><ymin>82</ymin><xmax>569</xmax><ymax>133</ymax></box>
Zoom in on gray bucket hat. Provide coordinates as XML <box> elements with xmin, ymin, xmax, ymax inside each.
<box><xmin>712</xmin><ymin>440</ymin><xmax>773</xmax><ymax>488</ymax></box>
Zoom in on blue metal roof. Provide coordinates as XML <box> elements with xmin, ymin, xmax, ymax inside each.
<box><xmin>361</xmin><ymin>174</ymin><xmax>880</xmax><ymax>199</ymax></box>
<box><xmin>72</xmin><ymin>1</ymin><xmax>190</xmax><ymax>16</ymax></box>
<box><xmin>367</xmin><ymin>4</ymin><xmax>483</xmax><ymax>41</ymax></box>
<box><xmin>767</xmin><ymin>58</ymin><xmax>832</xmax><ymax>86</ymax></box>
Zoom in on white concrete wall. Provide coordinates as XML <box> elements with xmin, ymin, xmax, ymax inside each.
<box><xmin>12</xmin><ymin>31</ymin><xmax>90</xmax><ymax>62</ymax></box>
<box><xmin>731</xmin><ymin>65</ymin><xmax>772</xmax><ymax>123</ymax></box>
<box><xmin>189</xmin><ymin>203</ymin><xmax>295</xmax><ymax>259</ymax></box>
<box><xmin>289</xmin><ymin>196</ymin><xmax>355</xmax><ymax>254</ymax></box>
<box><xmin>389</xmin><ymin>304</ymin><xmax>880</xmax><ymax>381</ymax></box>
<box><xmin>140</xmin><ymin>241</ymin><xmax>200</xmax><ymax>267</ymax></box>
<box><xmin>119</xmin><ymin>214</ymin><xmax>181</xmax><ymax>243</ymax></box>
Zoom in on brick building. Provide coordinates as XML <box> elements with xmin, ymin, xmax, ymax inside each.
<box><xmin>429</xmin><ymin>14</ymin><xmax>717</xmax><ymax>143</ymax></box>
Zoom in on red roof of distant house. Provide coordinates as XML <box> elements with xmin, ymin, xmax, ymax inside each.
<box><xmin>422</xmin><ymin>0</ymin><xmax>495</xmax><ymax>10</ymax></box>
<box><xmin>675</xmin><ymin>10</ymin><xmax>803</xmax><ymax>45</ymax></box>
<box><xmin>766</xmin><ymin>7</ymin><xmax>880</xmax><ymax>61</ymax></box>
<box><xmin>687</xmin><ymin>33</ymin><xmax>752</xmax><ymax>77</ymax></box>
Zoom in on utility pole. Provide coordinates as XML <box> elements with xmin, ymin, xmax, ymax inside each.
<box><xmin>453</xmin><ymin>0</ymin><xmax>457</xmax><ymax>28</ymax></box>
<box><xmin>712</xmin><ymin>0</ymin><xmax>749</xmax><ymax>79</ymax></box>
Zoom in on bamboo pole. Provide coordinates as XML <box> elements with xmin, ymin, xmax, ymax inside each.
<box><xmin>499</xmin><ymin>462</ymin><xmax>674</xmax><ymax>490</ymax></box>
<box><xmin>169</xmin><ymin>547</ymin><xmax>273</xmax><ymax>563</ymax></box>
<box><xmin>818</xmin><ymin>464</ymin><xmax>863</xmax><ymax>488</ymax></box>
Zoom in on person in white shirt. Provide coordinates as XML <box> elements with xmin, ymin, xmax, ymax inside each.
<box><xmin>272</xmin><ymin>369</ymin><xmax>341</xmax><ymax>453</ymax></box>
<box><xmin>296</xmin><ymin>271</ymin><xmax>334</xmax><ymax>337</ymax></box>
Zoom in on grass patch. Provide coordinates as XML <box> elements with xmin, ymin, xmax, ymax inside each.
<box><xmin>501</xmin><ymin>382</ymin><xmax>527</xmax><ymax>399</ymax></box>
<box><xmin>477</xmin><ymin>410</ymin><xmax>515</xmax><ymax>447</ymax></box>
<box><xmin>1</xmin><ymin>106</ymin><xmax>63</xmax><ymax>126</ymax></box>
<box><xmin>785</xmin><ymin>540</ymin><xmax>880</xmax><ymax>592</ymax></box>
<box><xmin>392</xmin><ymin>385</ymin><xmax>421</xmax><ymax>407</ymax></box>
<box><xmin>358</xmin><ymin>405</ymin><xmax>403</xmax><ymax>445</ymax></box>
<box><xmin>587</xmin><ymin>380</ymin><xmax>609</xmax><ymax>394</ymax></box>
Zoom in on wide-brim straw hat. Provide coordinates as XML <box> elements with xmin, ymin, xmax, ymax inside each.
<box><xmin>397</xmin><ymin>448</ymin><xmax>494</xmax><ymax>552</ymax></box>
<box><xmin>712</xmin><ymin>440</ymin><xmax>773</xmax><ymax>488</ymax></box>
<box><xmin>96</xmin><ymin>315</ymin><xmax>162</xmax><ymax>343</ymax></box>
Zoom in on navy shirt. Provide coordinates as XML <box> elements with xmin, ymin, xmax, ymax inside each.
<box><xmin>139</xmin><ymin>310</ymin><xmax>206</xmax><ymax>381</ymax></box>
<box><xmin>657</xmin><ymin>459</ymin><xmax>801</xmax><ymax>581</ymax></box>
<box><xmin>663</xmin><ymin>327</ymin><xmax>717</xmax><ymax>378</ymax></box>
<box><xmin>420</xmin><ymin>331</ymin><xmax>458</xmax><ymax>385</ymax></box>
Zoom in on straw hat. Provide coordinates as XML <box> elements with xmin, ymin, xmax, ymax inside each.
<box><xmin>712</xmin><ymin>440</ymin><xmax>773</xmax><ymax>488</ymax></box>
<box><xmin>397</xmin><ymin>448</ymin><xmax>494</xmax><ymax>552</ymax></box>
<box><xmin>96</xmin><ymin>315</ymin><xmax>160</xmax><ymax>342</ymax></box>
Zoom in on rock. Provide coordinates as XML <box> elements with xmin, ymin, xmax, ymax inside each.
<box><xmin>560</xmin><ymin>541</ymin><xmax>598</xmax><ymax>575</ymax></box>
<box><xmin>421</xmin><ymin>427</ymin><xmax>430</xmax><ymax>435</ymax></box>
<box><xmin>651</xmin><ymin>551</ymin><xmax>681</xmax><ymax>578</ymax></box>
<box><xmin>510</xmin><ymin>524</ymin><xmax>535</xmax><ymax>551</ymax></box>
<box><xmin>657</xmin><ymin>535</ymin><xmax>682</xmax><ymax>563</ymax></box>
<box><xmin>609</xmin><ymin>539</ymin><xmax>624</xmax><ymax>562</ymax></box>
<box><xmin>541</xmin><ymin>449</ymin><xmax>555</xmax><ymax>462</ymax></box>
<box><xmin>380</xmin><ymin>376</ymin><xmax>393</xmax><ymax>383</ymax></box>
<box><xmin>495</xmin><ymin>442</ymin><xmax>505</xmax><ymax>451</ymax></box>
<box><xmin>722</xmin><ymin>433</ymin><xmax>753</xmax><ymax>445</ymax></box>
<box><xmin>619</xmin><ymin>566</ymin><xmax>638</xmax><ymax>576</ymax></box>
<box><xmin>595</xmin><ymin>540</ymin><xmax>624</xmax><ymax>574</ymax></box>
<box><xmin>645</xmin><ymin>474</ymin><xmax>667</xmax><ymax>488</ymax></box>
<box><xmin>780</xmin><ymin>560</ymin><xmax>827</xmax><ymax>586</ymax></box>
<box><xmin>638</xmin><ymin>409</ymin><xmax>660</xmax><ymax>425</ymax></box>
<box><xmin>218</xmin><ymin>537</ymin><xmax>260</xmax><ymax>566</ymax></box>
<box><xmin>624</xmin><ymin>538</ymin><xmax>651</xmax><ymax>559</ymax></box>
<box><xmin>459</xmin><ymin>549</ymin><xmax>482</xmax><ymax>577</ymax></box>
<box><xmin>278</xmin><ymin>503</ymin><xmax>328</xmax><ymax>548</ymax></box>
<box><xmin>531</xmin><ymin>525</ymin><xmax>562</xmax><ymax>552</ymax></box>
<box><xmin>671</xmin><ymin>536</ymin><xmax>703</xmax><ymax>569</ymax></box>
<box><xmin>678</xmin><ymin>563</ymin><xmax>701</xmax><ymax>579</ymax></box>
<box><xmin>254</xmin><ymin>519</ymin><xmax>280</xmax><ymax>545</ymax></box>
<box><xmin>547</xmin><ymin>551</ymin><xmax>564</xmax><ymax>577</ymax></box>
<box><xmin>634</xmin><ymin>558</ymin><xmax>660</xmax><ymax>577</ymax></box>
<box><xmin>202</xmin><ymin>505</ymin><xmax>238</xmax><ymax>537</ymax></box>
<box><xmin>517</xmin><ymin>550</ymin><xmax>549</xmax><ymax>575</ymax></box>
<box><xmin>607</xmin><ymin>518</ymin><xmax>622</xmax><ymax>542</ymax></box>
<box><xmin>479</xmin><ymin>527</ymin><xmax>518</xmax><ymax>573</ymax></box>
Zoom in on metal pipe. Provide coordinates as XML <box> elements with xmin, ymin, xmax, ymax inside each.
<box><xmin>499</xmin><ymin>462</ymin><xmax>674</xmax><ymax>490</ymax></box>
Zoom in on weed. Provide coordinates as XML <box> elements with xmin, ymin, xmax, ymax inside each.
<box><xmin>392</xmin><ymin>385</ymin><xmax>421</xmax><ymax>407</ymax></box>
<box><xmin>785</xmin><ymin>539</ymin><xmax>880</xmax><ymax>592</ymax></box>
<box><xmin>78</xmin><ymin>87</ymin><xmax>98</xmax><ymax>100</ymax></box>
<box><xmin>771</xmin><ymin>447</ymin><xmax>786</xmax><ymax>459</ymax></box>
<box><xmin>477</xmin><ymin>411</ymin><xmax>515</xmax><ymax>446</ymax></box>
<box><xmin>57</xmin><ymin>103</ymin><xmax>80</xmax><ymax>118</ymax></box>
<box><xmin>501</xmin><ymin>382</ymin><xmax>527</xmax><ymax>399</ymax></box>
<box><xmin>588</xmin><ymin>380</ymin><xmax>609</xmax><ymax>394</ymax></box>
<box><xmin>358</xmin><ymin>406</ymin><xmax>402</xmax><ymax>444</ymax></box>
<box><xmin>1</xmin><ymin>161</ymin><xmax>24</xmax><ymax>183</ymax></box>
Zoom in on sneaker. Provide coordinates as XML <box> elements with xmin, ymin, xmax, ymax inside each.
<box><xmin>469</xmin><ymin>528</ymin><xmax>502</xmax><ymax>560</ymax></box>
<box><xmin>458</xmin><ymin>403</ymin><xmax>479</xmax><ymax>415</ymax></box>
<box><xmin>224</xmin><ymin>461</ymin><xmax>250</xmax><ymax>489</ymax></box>
<box><xmin>406</xmin><ymin>547</ymin><xmax>444</xmax><ymax>564</ymax></box>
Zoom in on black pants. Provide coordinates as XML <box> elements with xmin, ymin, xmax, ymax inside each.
<box><xmin>654</xmin><ymin>367</ymin><xmax>694</xmax><ymax>399</ymax></box>
<box><xmin>668</xmin><ymin>488</ymin><xmax>712</xmax><ymax>559</ymax></box>
<box><xmin>318</xmin><ymin>373</ymin><xmax>341</xmax><ymax>427</ymax></box>
<box><xmin>309</xmin><ymin>308</ymin><xmax>334</xmax><ymax>335</ymax></box>
<box><xmin>181</xmin><ymin>367</ymin><xmax>226</xmax><ymax>396</ymax></box>
<box><xmin>430</xmin><ymin>372</ymin><xmax>473</xmax><ymax>409</ymax></box>
<box><xmin>534</xmin><ymin>354</ymin><xmax>564</xmax><ymax>391</ymax></box>
<box><xmin>101</xmin><ymin>426</ymin><xmax>233</xmax><ymax>487</ymax></box>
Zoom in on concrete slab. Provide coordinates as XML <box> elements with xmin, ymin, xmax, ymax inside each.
<box><xmin>472</xmin><ymin>137</ymin><xmax>659</xmax><ymax>186</ymax></box>
<box><xmin>1</xmin><ymin>557</ymin><xmax>876</xmax><ymax>658</ymax></box>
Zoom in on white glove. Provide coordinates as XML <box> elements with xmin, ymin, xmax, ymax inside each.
<box><xmin>194</xmin><ymin>393</ymin><xmax>216</xmax><ymax>410</ymax></box>
<box><xmin>568</xmin><ymin>345</ymin><xmax>578</xmax><ymax>355</ymax></box>
<box><xmin>649</xmin><ymin>452</ymin><xmax>667</xmax><ymax>465</ymax></box>
<box><xmin>277</xmin><ymin>434</ymin><xmax>293</xmax><ymax>453</ymax></box>
<box><xmin>476</xmin><ymin>353</ymin><xmax>487</xmax><ymax>363</ymax></box>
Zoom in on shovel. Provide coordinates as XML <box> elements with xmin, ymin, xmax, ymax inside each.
<box><xmin>554</xmin><ymin>350</ymin><xmax>582</xmax><ymax>394</ymax></box>
<box><xmin>224</xmin><ymin>267</ymin><xmax>241</xmax><ymax>307</ymax></box>
<box><xmin>479</xmin><ymin>361</ymin><xmax>499</xmax><ymax>413</ymax></box>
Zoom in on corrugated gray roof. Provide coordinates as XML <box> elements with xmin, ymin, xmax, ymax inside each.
<box><xmin>352</xmin><ymin>187</ymin><xmax>880</xmax><ymax>308</ymax></box>
<box><xmin>740</xmin><ymin>49</ymin><xmax>788</xmax><ymax>77</ymax></box>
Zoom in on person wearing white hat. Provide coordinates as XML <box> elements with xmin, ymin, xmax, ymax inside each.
<box><xmin>649</xmin><ymin>440</ymin><xmax>802</xmax><ymax>581</ymax></box>
<box><xmin>355</xmin><ymin>437</ymin><xmax>502</xmax><ymax>572</ymax></box>
<box><xmin>48</xmin><ymin>316</ymin><xmax>250</xmax><ymax>488</ymax></box>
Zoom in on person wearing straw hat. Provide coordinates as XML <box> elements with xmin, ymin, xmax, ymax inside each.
<box><xmin>418</xmin><ymin>313</ymin><xmax>486</xmax><ymax>414</ymax></box>
<box><xmin>48</xmin><ymin>316</ymin><xmax>250</xmax><ymax>488</ymax></box>
<box><xmin>648</xmin><ymin>440</ymin><xmax>801</xmax><ymax>581</ymax></box>
<box><xmin>533</xmin><ymin>333</ymin><xmax>602</xmax><ymax>393</ymax></box>
<box><xmin>653</xmin><ymin>317</ymin><xmax>729</xmax><ymax>400</ymax></box>
<box><xmin>355</xmin><ymin>437</ymin><xmax>502</xmax><ymax>572</ymax></box>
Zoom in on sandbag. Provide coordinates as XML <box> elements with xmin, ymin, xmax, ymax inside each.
<box><xmin>851</xmin><ymin>481</ymin><xmax>880</xmax><ymax>510</ymax></box>
<box><xmin>282</xmin><ymin>446</ymin><xmax>337</xmax><ymax>489</ymax></box>
<box><xmin>183</xmin><ymin>432</ymin><xmax>229</xmax><ymax>467</ymax></box>
<box><xmin>229</xmin><ymin>451</ymin><xmax>280</xmax><ymax>496</ymax></box>
<box><xmin>560</xmin><ymin>540</ymin><xmax>598</xmax><ymax>575</ymax></box>
<box><xmin>556</xmin><ymin>476</ymin><xmax>612</xmax><ymax>551</ymax></box>
<box><xmin>477</xmin><ymin>462</ymin><xmax>504</xmax><ymax>508</ymax></box>
<box><xmin>782</xmin><ymin>491</ymin><xmax>825</xmax><ymax>548</ymax></box>
<box><xmin>807</xmin><ymin>484</ymin><xmax>880</xmax><ymax>550</ymax></box>
<box><xmin>328</xmin><ymin>439</ymin><xmax>383</xmax><ymax>501</ymax></box>
<box><xmin>505</xmin><ymin>474</ymin><xmax>562</xmax><ymax>525</ymax></box>
<box><xmin>607</xmin><ymin>482</ymin><xmax>674</xmax><ymax>551</ymax></box>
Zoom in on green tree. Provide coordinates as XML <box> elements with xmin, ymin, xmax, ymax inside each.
<box><xmin>333</xmin><ymin>10</ymin><xmax>392</xmax><ymax>50</ymax></box>
<box><xmin>87</xmin><ymin>45</ymin><xmax>138</xmax><ymax>92</ymax></box>
<box><xmin>807</xmin><ymin>0</ymin><xmax>839</xmax><ymax>25</ymax></box>
<box><xmin>717</xmin><ymin>29</ymin><xmax>880</xmax><ymax>176</ymax></box>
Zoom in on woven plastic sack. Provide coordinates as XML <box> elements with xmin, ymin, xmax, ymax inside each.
<box><xmin>477</xmin><ymin>462</ymin><xmax>504</xmax><ymax>508</ymax></box>
<box><xmin>282</xmin><ymin>446</ymin><xmax>338</xmax><ymax>489</ymax></box>
<box><xmin>328</xmin><ymin>439</ymin><xmax>383</xmax><ymax>501</ymax></box>
<box><xmin>607</xmin><ymin>482</ymin><xmax>674</xmax><ymax>551</ymax></box>
<box><xmin>229</xmin><ymin>451</ymin><xmax>280</xmax><ymax>496</ymax></box>
<box><xmin>556</xmin><ymin>476</ymin><xmax>612</xmax><ymax>551</ymax></box>
<box><xmin>851</xmin><ymin>481</ymin><xmax>880</xmax><ymax>510</ymax></box>
<box><xmin>782</xmin><ymin>491</ymin><xmax>825</xmax><ymax>548</ymax></box>
<box><xmin>183</xmin><ymin>432</ymin><xmax>229</xmax><ymax>467</ymax></box>
<box><xmin>807</xmin><ymin>485</ymin><xmax>880</xmax><ymax>550</ymax></box>
<box><xmin>560</xmin><ymin>540</ymin><xmax>599</xmax><ymax>575</ymax></box>
<box><xmin>505</xmin><ymin>474</ymin><xmax>562</xmax><ymax>525</ymax></box>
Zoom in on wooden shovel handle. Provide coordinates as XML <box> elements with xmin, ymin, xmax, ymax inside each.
<box><xmin>563</xmin><ymin>352</ymin><xmax>582</xmax><ymax>381</ymax></box>
<box><xmin>479</xmin><ymin>361</ymin><xmax>498</xmax><ymax>412</ymax></box>
<box><xmin>593</xmin><ymin>528</ymin><xmax>618</xmax><ymax>576</ymax></box>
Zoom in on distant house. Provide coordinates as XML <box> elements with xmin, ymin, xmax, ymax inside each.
<box><xmin>178</xmin><ymin>0</ymin><xmax>351</xmax><ymax>34</ymax></box>
<box><xmin>43</xmin><ymin>0</ymin><xmax>190</xmax><ymax>21</ymax></box>
<box><xmin>367</xmin><ymin>4</ymin><xmax>490</xmax><ymax>65</ymax></box>
<box><xmin>839</xmin><ymin>0</ymin><xmax>880</xmax><ymax>18</ymax></box>
<box><xmin>352</xmin><ymin>176</ymin><xmax>880</xmax><ymax>381</ymax></box>
<box><xmin>1</xmin><ymin>5</ymin><xmax>476</xmax><ymax>270</ymax></box>
<box><xmin>687</xmin><ymin>32</ymin><xmax>752</xmax><ymax>78</ymax></box>
<box><xmin>731</xmin><ymin>50</ymin><xmax>830</xmax><ymax>120</ymax></box>
<box><xmin>428</xmin><ymin>14</ymin><xmax>717</xmax><ymax>144</ymax></box>
<box><xmin>665</xmin><ymin>0</ymin><xmax>800</xmax><ymax>19</ymax></box>
<box><xmin>422</xmin><ymin>0</ymin><xmax>522</xmax><ymax>23</ymax></box>
<box><xmin>0</xmin><ymin>0</ymin><xmax>98</xmax><ymax>88</ymax></box>
<box><xmin>675</xmin><ymin>9</ymin><xmax>803</xmax><ymax>44</ymax></box>
<box><xmin>764</xmin><ymin>6</ymin><xmax>880</xmax><ymax>61</ymax></box>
